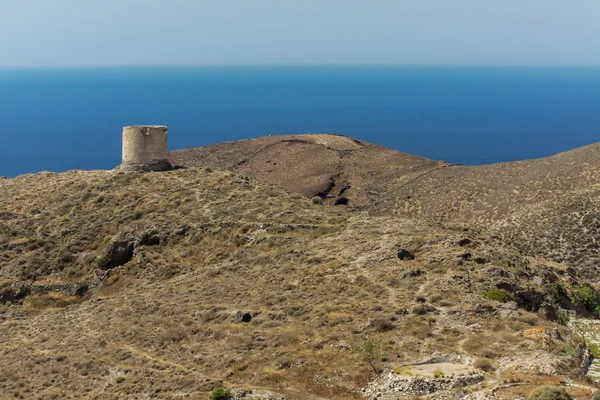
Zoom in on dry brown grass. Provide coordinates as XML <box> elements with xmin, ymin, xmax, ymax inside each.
<box><xmin>0</xmin><ymin>165</ymin><xmax>594</xmax><ymax>399</ymax></box>
<box><xmin>24</xmin><ymin>292</ymin><xmax>83</xmax><ymax>309</ymax></box>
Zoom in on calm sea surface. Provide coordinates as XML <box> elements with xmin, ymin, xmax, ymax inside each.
<box><xmin>1</xmin><ymin>66</ymin><xmax>599</xmax><ymax>177</ymax></box>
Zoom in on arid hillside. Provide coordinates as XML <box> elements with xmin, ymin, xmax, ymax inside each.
<box><xmin>1</xmin><ymin>164</ymin><xmax>600</xmax><ymax>399</ymax></box>
<box><xmin>170</xmin><ymin>134</ymin><xmax>446</xmax><ymax>208</ymax></box>
<box><xmin>171</xmin><ymin>135</ymin><xmax>600</xmax><ymax>279</ymax></box>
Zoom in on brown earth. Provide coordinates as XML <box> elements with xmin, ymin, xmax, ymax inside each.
<box><xmin>171</xmin><ymin>134</ymin><xmax>600</xmax><ymax>279</ymax></box>
<box><xmin>170</xmin><ymin>134</ymin><xmax>446</xmax><ymax>208</ymax></box>
<box><xmin>0</xmin><ymin>136</ymin><xmax>599</xmax><ymax>399</ymax></box>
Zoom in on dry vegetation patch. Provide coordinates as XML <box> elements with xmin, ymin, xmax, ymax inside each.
<box><xmin>0</xmin><ymin>163</ymin><xmax>597</xmax><ymax>398</ymax></box>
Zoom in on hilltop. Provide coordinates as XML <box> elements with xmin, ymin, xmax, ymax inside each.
<box><xmin>172</xmin><ymin>134</ymin><xmax>600</xmax><ymax>279</ymax></box>
<box><xmin>171</xmin><ymin>134</ymin><xmax>446</xmax><ymax>207</ymax></box>
<box><xmin>0</xmin><ymin>136</ymin><xmax>599</xmax><ymax>399</ymax></box>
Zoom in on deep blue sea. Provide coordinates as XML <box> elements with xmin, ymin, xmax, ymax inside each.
<box><xmin>1</xmin><ymin>66</ymin><xmax>599</xmax><ymax>178</ymax></box>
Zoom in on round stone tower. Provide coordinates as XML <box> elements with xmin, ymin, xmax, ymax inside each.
<box><xmin>121</xmin><ymin>125</ymin><xmax>172</xmax><ymax>172</ymax></box>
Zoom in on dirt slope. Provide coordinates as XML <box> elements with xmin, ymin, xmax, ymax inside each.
<box><xmin>172</xmin><ymin>135</ymin><xmax>600</xmax><ymax>278</ymax></box>
<box><xmin>381</xmin><ymin>142</ymin><xmax>600</xmax><ymax>277</ymax></box>
<box><xmin>0</xmin><ymin>168</ymin><xmax>596</xmax><ymax>399</ymax></box>
<box><xmin>170</xmin><ymin>134</ymin><xmax>445</xmax><ymax>207</ymax></box>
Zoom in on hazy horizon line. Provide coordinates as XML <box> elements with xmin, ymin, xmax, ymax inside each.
<box><xmin>2</xmin><ymin>63</ymin><xmax>600</xmax><ymax>69</ymax></box>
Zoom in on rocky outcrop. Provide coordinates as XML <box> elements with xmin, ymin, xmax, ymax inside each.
<box><xmin>0</xmin><ymin>281</ymin><xmax>88</xmax><ymax>304</ymax></box>
<box><xmin>363</xmin><ymin>372</ymin><xmax>484</xmax><ymax>399</ymax></box>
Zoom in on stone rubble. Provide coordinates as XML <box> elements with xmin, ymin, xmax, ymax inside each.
<box><xmin>363</xmin><ymin>371</ymin><xmax>485</xmax><ymax>399</ymax></box>
<box><xmin>231</xmin><ymin>389</ymin><xmax>288</xmax><ymax>400</ymax></box>
<box><xmin>568</xmin><ymin>316</ymin><xmax>600</xmax><ymax>380</ymax></box>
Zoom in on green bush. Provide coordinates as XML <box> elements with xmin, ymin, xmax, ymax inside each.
<box><xmin>593</xmin><ymin>393</ymin><xmax>600</xmax><ymax>400</ymax></box>
<box><xmin>587</xmin><ymin>341</ymin><xmax>600</xmax><ymax>359</ymax></box>
<box><xmin>93</xmin><ymin>254</ymin><xmax>109</xmax><ymax>269</ymax></box>
<box><xmin>548</xmin><ymin>283</ymin><xmax>570</xmax><ymax>305</ymax></box>
<box><xmin>211</xmin><ymin>388</ymin><xmax>231</xmax><ymax>400</ymax></box>
<box><xmin>556</xmin><ymin>309</ymin><xmax>570</xmax><ymax>326</ymax></box>
<box><xmin>485</xmin><ymin>288</ymin><xmax>513</xmax><ymax>303</ymax></box>
<box><xmin>573</xmin><ymin>284</ymin><xmax>599</xmax><ymax>313</ymax></box>
<box><xmin>352</xmin><ymin>335</ymin><xmax>386</xmax><ymax>374</ymax></box>
<box><xmin>528</xmin><ymin>386</ymin><xmax>572</xmax><ymax>400</ymax></box>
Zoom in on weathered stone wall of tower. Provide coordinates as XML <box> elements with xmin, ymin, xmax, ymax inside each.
<box><xmin>121</xmin><ymin>126</ymin><xmax>171</xmax><ymax>172</ymax></box>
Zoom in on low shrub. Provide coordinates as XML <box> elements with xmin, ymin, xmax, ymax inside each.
<box><xmin>556</xmin><ymin>309</ymin><xmax>570</xmax><ymax>326</ymax></box>
<box><xmin>352</xmin><ymin>335</ymin><xmax>386</xmax><ymax>374</ymax></box>
<box><xmin>393</xmin><ymin>366</ymin><xmax>413</xmax><ymax>376</ymax></box>
<box><xmin>528</xmin><ymin>386</ymin><xmax>572</xmax><ymax>400</ymax></box>
<box><xmin>485</xmin><ymin>288</ymin><xmax>513</xmax><ymax>303</ymax></box>
<box><xmin>311</xmin><ymin>196</ymin><xmax>323</xmax><ymax>205</ymax></box>
<box><xmin>371</xmin><ymin>318</ymin><xmax>394</xmax><ymax>332</ymax></box>
<box><xmin>587</xmin><ymin>341</ymin><xmax>600</xmax><ymax>359</ymax></box>
<box><xmin>211</xmin><ymin>388</ymin><xmax>231</xmax><ymax>400</ymax></box>
<box><xmin>433</xmin><ymin>367</ymin><xmax>444</xmax><ymax>378</ymax></box>
<box><xmin>573</xmin><ymin>284</ymin><xmax>599</xmax><ymax>313</ymax></box>
<box><xmin>548</xmin><ymin>283</ymin><xmax>570</xmax><ymax>305</ymax></box>
<box><xmin>474</xmin><ymin>357</ymin><xmax>495</xmax><ymax>372</ymax></box>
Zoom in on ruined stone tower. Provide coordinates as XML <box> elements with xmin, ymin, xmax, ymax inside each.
<box><xmin>121</xmin><ymin>125</ymin><xmax>172</xmax><ymax>172</ymax></box>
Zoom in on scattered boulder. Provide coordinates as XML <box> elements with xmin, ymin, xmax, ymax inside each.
<box><xmin>136</xmin><ymin>229</ymin><xmax>162</xmax><ymax>247</ymax></box>
<box><xmin>516</xmin><ymin>289</ymin><xmax>546</xmax><ymax>312</ymax></box>
<box><xmin>95</xmin><ymin>235</ymin><xmax>135</xmax><ymax>270</ymax></box>
<box><xmin>473</xmin><ymin>256</ymin><xmax>490</xmax><ymax>265</ymax></box>
<box><xmin>458</xmin><ymin>238</ymin><xmax>472</xmax><ymax>247</ymax></box>
<box><xmin>496</xmin><ymin>301</ymin><xmax>520</xmax><ymax>319</ymax></box>
<box><xmin>334</xmin><ymin>197</ymin><xmax>349</xmax><ymax>206</ymax></box>
<box><xmin>499</xmin><ymin>301</ymin><xmax>518</xmax><ymax>311</ymax></box>
<box><xmin>403</xmin><ymin>269</ymin><xmax>425</xmax><ymax>279</ymax></box>
<box><xmin>538</xmin><ymin>302</ymin><xmax>558</xmax><ymax>321</ymax></box>
<box><xmin>236</xmin><ymin>311</ymin><xmax>253</xmax><ymax>323</ymax></box>
<box><xmin>397</xmin><ymin>249</ymin><xmax>415</xmax><ymax>261</ymax></box>
<box><xmin>459</xmin><ymin>252</ymin><xmax>472</xmax><ymax>261</ymax></box>
<box><xmin>412</xmin><ymin>304</ymin><xmax>436</xmax><ymax>315</ymax></box>
<box><xmin>0</xmin><ymin>282</ymin><xmax>31</xmax><ymax>304</ymax></box>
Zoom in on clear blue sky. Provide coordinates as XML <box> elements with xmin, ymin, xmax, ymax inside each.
<box><xmin>1</xmin><ymin>0</ymin><xmax>599</xmax><ymax>66</ymax></box>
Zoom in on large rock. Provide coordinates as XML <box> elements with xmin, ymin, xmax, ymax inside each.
<box><xmin>95</xmin><ymin>235</ymin><xmax>135</xmax><ymax>270</ymax></box>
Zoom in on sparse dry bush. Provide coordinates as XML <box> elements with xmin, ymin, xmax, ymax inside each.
<box><xmin>474</xmin><ymin>357</ymin><xmax>495</xmax><ymax>372</ymax></box>
<box><xmin>24</xmin><ymin>292</ymin><xmax>82</xmax><ymax>309</ymax></box>
<box><xmin>528</xmin><ymin>386</ymin><xmax>572</xmax><ymax>400</ymax></box>
<box><xmin>371</xmin><ymin>318</ymin><xmax>395</xmax><ymax>332</ymax></box>
<box><xmin>0</xmin><ymin>161</ymin><xmax>597</xmax><ymax>398</ymax></box>
<box><xmin>352</xmin><ymin>335</ymin><xmax>386</xmax><ymax>374</ymax></box>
